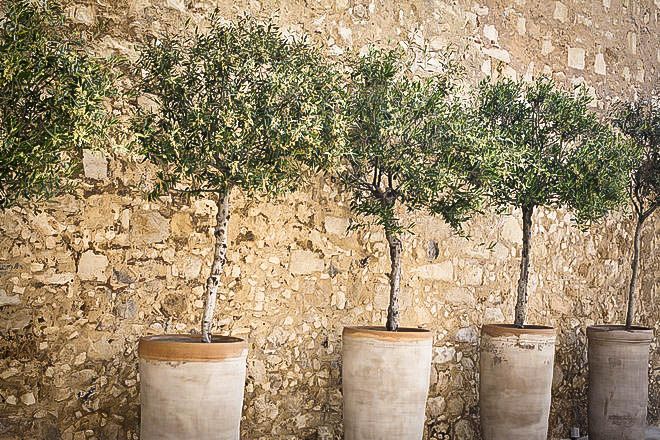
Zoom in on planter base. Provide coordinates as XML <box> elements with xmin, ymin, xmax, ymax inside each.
<box><xmin>479</xmin><ymin>324</ymin><xmax>556</xmax><ymax>440</ymax></box>
<box><xmin>342</xmin><ymin>326</ymin><xmax>433</xmax><ymax>440</ymax></box>
<box><xmin>139</xmin><ymin>335</ymin><xmax>248</xmax><ymax>440</ymax></box>
<box><xmin>587</xmin><ymin>325</ymin><xmax>653</xmax><ymax>440</ymax></box>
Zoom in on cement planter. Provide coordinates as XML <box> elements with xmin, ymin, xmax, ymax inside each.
<box><xmin>138</xmin><ymin>335</ymin><xmax>248</xmax><ymax>440</ymax></box>
<box><xmin>587</xmin><ymin>325</ymin><xmax>654</xmax><ymax>440</ymax></box>
<box><xmin>342</xmin><ymin>326</ymin><xmax>433</xmax><ymax>440</ymax></box>
<box><xmin>479</xmin><ymin>324</ymin><xmax>556</xmax><ymax>440</ymax></box>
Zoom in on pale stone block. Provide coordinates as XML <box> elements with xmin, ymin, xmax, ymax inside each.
<box><xmin>82</xmin><ymin>150</ymin><xmax>107</xmax><ymax>180</ymax></box>
<box><xmin>542</xmin><ymin>37</ymin><xmax>554</xmax><ymax>55</ymax></box>
<box><xmin>627</xmin><ymin>31</ymin><xmax>637</xmax><ymax>55</ymax></box>
<box><xmin>484</xmin><ymin>307</ymin><xmax>505</xmax><ymax>323</ymax></box>
<box><xmin>568</xmin><ymin>47</ymin><xmax>586</xmax><ymax>70</ymax></box>
<box><xmin>517</xmin><ymin>17</ymin><xmax>526</xmax><ymax>35</ymax></box>
<box><xmin>289</xmin><ymin>250</ymin><xmax>324</xmax><ymax>274</ymax></box>
<box><xmin>170</xmin><ymin>212</ymin><xmax>193</xmax><ymax>238</ymax></box>
<box><xmin>501</xmin><ymin>215</ymin><xmax>523</xmax><ymax>243</ymax></box>
<box><xmin>413</xmin><ymin>261</ymin><xmax>454</xmax><ymax>281</ymax></box>
<box><xmin>324</xmin><ymin>216</ymin><xmax>349</xmax><ymax>236</ymax></box>
<box><xmin>445</xmin><ymin>287</ymin><xmax>477</xmax><ymax>305</ymax></box>
<box><xmin>483</xmin><ymin>24</ymin><xmax>498</xmax><ymax>43</ymax></box>
<box><xmin>603</xmin><ymin>0</ymin><xmax>611</xmax><ymax>7</ymax></box>
<box><xmin>0</xmin><ymin>292</ymin><xmax>20</xmax><ymax>306</ymax></box>
<box><xmin>35</xmin><ymin>272</ymin><xmax>75</xmax><ymax>285</ymax></box>
<box><xmin>182</xmin><ymin>256</ymin><xmax>202</xmax><ymax>280</ymax></box>
<box><xmin>483</xmin><ymin>47</ymin><xmax>511</xmax><ymax>63</ymax></box>
<box><xmin>67</xmin><ymin>5</ymin><xmax>95</xmax><ymax>26</ymax></box>
<box><xmin>131</xmin><ymin>210</ymin><xmax>170</xmax><ymax>244</ymax></box>
<box><xmin>20</xmin><ymin>392</ymin><xmax>36</xmax><ymax>406</ymax></box>
<box><xmin>594</xmin><ymin>53</ymin><xmax>607</xmax><ymax>75</ymax></box>
<box><xmin>455</xmin><ymin>326</ymin><xmax>479</xmax><ymax>343</ymax></box>
<box><xmin>77</xmin><ymin>250</ymin><xmax>109</xmax><ymax>282</ymax></box>
<box><xmin>553</xmin><ymin>2</ymin><xmax>568</xmax><ymax>23</ymax></box>
<box><xmin>433</xmin><ymin>346</ymin><xmax>455</xmax><ymax>364</ymax></box>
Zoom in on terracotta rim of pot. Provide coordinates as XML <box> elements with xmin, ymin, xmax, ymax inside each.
<box><xmin>343</xmin><ymin>326</ymin><xmax>433</xmax><ymax>342</ymax></box>
<box><xmin>587</xmin><ymin>325</ymin><xmax>654</xmax><ymax>343</ymax></box>
<box><xmin>138</xmin><ymin>334</ymin><xmax>247</xmax><ymax>362</ymax></box>
<box><xmin>482</xmin><ymin>323</ymin><xmax>555</xmax><ymax>338</ymax></box>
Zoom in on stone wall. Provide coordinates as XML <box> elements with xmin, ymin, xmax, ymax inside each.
<box><xmin>0</xmin><ymin>0</ymin><xmax>658</xmax><ymax>439</ymax></box>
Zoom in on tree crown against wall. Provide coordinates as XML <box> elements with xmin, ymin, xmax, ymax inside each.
<box><xmin>611</xmin><ymin>96</ymin><xmax>658</xmax><ymax>327</ymax></box>
<box><xmin>0</xmin><ymin>0</ymin><xmax>115</xmax><ymax>209</ymax></box>
<box><xmin>132</xmin><ymin>15</ymin><xmax>346</xmax><ymax>342</ymax></box>
<box><xmin>478</xmin><ymin>77</ymin><xmax>634</xmax><ymax>327</ymax></box>
<box><xmin>341</xmin><ymin>47</ymin><xmax>499</xmax><ymax>331</ymax></box>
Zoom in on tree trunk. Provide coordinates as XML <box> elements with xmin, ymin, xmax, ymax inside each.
<box><xmin>385</xmin><ymin>230</ymin><xmax>402</xmax><ymax>331</ymax></box>
<box><xmin>201</xmin><ymin>189</ymin><xmax>231</xmax><ymax>343</ymax></box>
<box><xmin>514</xmin><ymin>205</ymin><xmax>533</xmax><ymax>328</ymax></box>
<box><xmin>625</xmin><ymin>216</ymin><xmax>643</xmax><ymax>328</ymax></box>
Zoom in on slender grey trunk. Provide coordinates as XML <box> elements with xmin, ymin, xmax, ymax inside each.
<box><xmin>385</xmin><ymin>230</ymin><xmax>402</xmax><ymax>331</ymax></box>
<box><xmin>514</xmin><ymin>205</ymin><xmax>533</xmax><ymax>328</ymax></box>
<box><xmin>201</xmin><ymin>188</ymin><xmax>231</xmax><ymax>343</ymax></box>
<box><xmin>625</xmin><ymin>216</ymin><xmax>643</xmax><ymax>328</ymax></box>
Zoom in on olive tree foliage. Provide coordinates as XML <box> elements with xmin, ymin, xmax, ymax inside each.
<box><xmin>133</xmin><ymin>16</ymin><xmax>345</xmax><ymax>342</ymax></box>
<box><xmin>611</xmin><ymin>96</ymin><xmax>658</xmax><ymax>328</ymax></box>
<box><xmin>478</xmin><ymin>77</ymin><xmax>633</xmax><ymax>328</ymax></box>
<box><xmin>341</xmin><ymin>48</ymin><xmax>498</xmax><ymax>331</ymax></box>
<box><xmin>0</xmin><ymin>0</ymin><xmax>115</xmax><ymax>209</ymax></box>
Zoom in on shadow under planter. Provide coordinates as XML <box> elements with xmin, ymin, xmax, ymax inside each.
<box><xmin>138</xmin><ymin>335</ymin><xmax>248</xmax><ymax>440</ymax></box>
<box><xmin>587</xmin><ymin>325</ymin><xmax>654</xmax><ymax>440</ymax></box>
<box><xmin>479</xmin><ymin>324</ymin><xmax>556</xmax><ymax>440</ymax></box>
<box><xmin>342</xmin><ymin>326</ymin><xmax>433</xmax><ymax>440</ymax></box>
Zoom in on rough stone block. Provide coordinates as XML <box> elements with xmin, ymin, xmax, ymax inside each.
<box><xmin>568</xmin><ymin>47</ymin><xmax>586</xmax><ymax>70</ymax></box>
<box><xmin>131</xmin><ymin>210</ymin><xmax>170</xmax><ymax>244</ymax></box>
<box><xmin>483</xmin><ymin>47</ymin><xmax>511</xmax><ymax>63</ymax></box>
<box><xmin>553</xmin><ymin>2</ymin><xmax>568</xmax><ymax>22</ymax></box>
<box><xmin>77</xmin><ymin>251</ymin><xmax>109</xmax><ymax>282</ymax></box>
<box><xmin>289</xmin><ymin>250</ymin><xmax>324</xmax><ymax>274</ymax></box>
<box><xmin>594</xmin><ymin>53</ymin><xmax>607</xmax><ymax>75</ymax></box>
<box><xmin>82</xmin><ymin>150</ymin><xmax>107</xmax><ymax>180</ymax></box>
<box><xmin>413</xmin><ymin>261</ymin><xmax>454</xmax><ymax>281</ymax></box>
<box><xmin>324</xmin><ymin>216</ymin><xmax>349</xmax><ymax>236</ymax></box>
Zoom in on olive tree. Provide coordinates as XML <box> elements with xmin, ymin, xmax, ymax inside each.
<box><xmin>612</xmin><ymin>96</ymin><xmax>658</xmax><ymax>328</ymax></box>
<box><xmin>0</xmin><ymin>0</ymin><xmax>114</xmax><ymax>209</ymax></box>
<box><xmin>133</xmin><ymin>16</ymin><xmax>345</xmax><ymax>342</ymax></box>
<box><xmin>478</xmin><ymin>77</ymin><xmax>632</xmax><ymax>328</ymax></box>
<box><xmin>341</xmin><ymin>48</ymin><xmax>496</xmax><ymax>331</ymax></box>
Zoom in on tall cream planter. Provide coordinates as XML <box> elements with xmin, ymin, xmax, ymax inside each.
<box><xmin>138</xmin><ymin>335</ymin><xmax>248</xmax><ymax>440</ymax></box>
<box><xmin>587</xmin><ymin>325</ymin><xmax>654</xmax><ymax>440</ymax></box>
<box><xmin>479</xmin><ymin>324</ymin><xmax>556</xmax><ymax>440</ymax></box>
<box><xmin>342</xmin><ymin>326</ymin><xmax>433</xmax><ymax>440</ymax></box>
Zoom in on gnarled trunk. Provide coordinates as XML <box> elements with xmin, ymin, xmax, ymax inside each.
<box><xmin>385</xmin><ymin>230</ymin><xmax>402</xmax><ymax>331</ymax></box>
<box><xmin>201</xmin><ymin>188</ymin><xmax>231</xmax><ymax>343</ymax></box>
<box><xmin>514</xmin><ymin>205</ymin><xmax>533</xmax><ymax>328</ymax></box>
<box><xmin>625</xmin><ymin>216</ymin><xmax>643</xmax><ymax>328</ymax></box>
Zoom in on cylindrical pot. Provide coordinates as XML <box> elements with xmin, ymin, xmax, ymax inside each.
<box><xmin>479</xmin><ymin>324</ymin><xmax>556</xmax><ymax>440</ymax></box>
<box><xmin>139</xmin><ymin>334</ymin><xmax>248</xmax><ymax>440</ymax></box>
<box><xmin>342</xmin><ymin>326</ymin><xmax>433</xmax><ymax>440</ymax></box>
<box><xmin>587</xmin><ymin>325</ymin><xmax>654</xmax><ymax>440</ymax></box>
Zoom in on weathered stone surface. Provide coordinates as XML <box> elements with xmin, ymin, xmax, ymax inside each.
<box><xmin>77</xmin><ymin>250</ymin><xmax>109</xmax><ymax>282</ymax></box>
<box><xmin>82</xmin><ymin>150</ymin><xmax>107</xmax><ymax>180</ymax></box>
<box><xmin>568</xmin><ymin>47</ymin><xmax>586</xmax><ymax>70</ymax></box>
<box><xmin>413</xmin><ymin>261</ymin><xmax>454</xmax><ymax>281</ymax></box>
<box><xmin>131</xmin><ymin>210</ymin><xmax>170</xmax><ymax>244</ymax></box>
<box><xmin>0</xmin><ymin>1</ymin><xmax>657</xmax><ymax>439</ymax></box>
<box><xmin>289</xmin><ymin>250</ymin><xmax>324</xmax><ymax>274</ymax></box>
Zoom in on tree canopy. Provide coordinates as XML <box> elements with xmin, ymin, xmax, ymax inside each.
<box><xmin>133</xmin><ymin>15</ymin><xmax>346</xmax><ymax>199</ymax></box>
<box><xmin>341</xmin><ymin>47</ymin><xmax>496</xmax><ymax>236</ymax></box>
<box><xmin>478</xmin><ymin>77</ymin><xmax>632</xmax><ymax>224</ymax></box>
<box><xmin>0</xmin><ymin>0</ymin><xmax>115</xmax><ymax>209</ymax></box>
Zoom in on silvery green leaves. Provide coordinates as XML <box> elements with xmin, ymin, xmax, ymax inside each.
<box><xmin>132</xmin><ymin>16</ymin><xmax>346</xmax><ymax>199</ymax></box>
<box><xmin>477</xmin><ymin>77</ymin><xmax>631</xmax><ymax>224</ymax></box>
<box><xmin>0</xmin><ymin>0</ymin><xmax>115</xmax><ymax>209</ymax></box>
<box><xmin>612</xmin><ymin>97</ymin><xmax>659</xmax><ymax>220</ymax></box>
<box><xmin>341</xmin><ymin>48</ymin><xmax>492</xmax><ymax>237</ymax></box>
